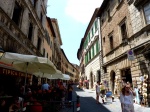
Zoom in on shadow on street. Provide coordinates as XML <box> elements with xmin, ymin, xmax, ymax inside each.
<box><xmin>60</xmin><ymin>85</ymin><xmax>111</xmax><ymax>112</ymax></box>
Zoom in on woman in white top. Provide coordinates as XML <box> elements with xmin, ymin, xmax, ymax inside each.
<box><xmin>96</xmin><ymin>81</ymin><xmax>100</xmax><ymax>104</ymax></box>
<box><xmin>120</xmin><ymin>82</ymin><xmax>136</xmax><ymax>112</ymax></box>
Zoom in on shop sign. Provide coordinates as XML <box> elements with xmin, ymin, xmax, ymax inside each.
<box><xmin>0</xmin><ymin>67</ymin><xmax>31</xmax><ymax>78</ymax></box>
<box><xmin>127</xmin><ymin>49</ymin><xmax>135</xmax><ymax>61</ymax></box>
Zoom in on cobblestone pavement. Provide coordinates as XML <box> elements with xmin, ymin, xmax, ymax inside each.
<box><xmin>80</xmin><ymin>87</ymin><xmax>150</xmax><ymax>112</ymax></box>
<box><xmin>60</xmin><ymin>85</ymin><xmax>150</xmax><ymax>112</ymax></box>
<box><xmin>61</xmin><ymin>86</ymin><xmax>150</xmax><ymax>112</ymax></box>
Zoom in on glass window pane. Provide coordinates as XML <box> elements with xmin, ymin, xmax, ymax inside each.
<box><xmin>144</xmin><ymin>2</ymin><xmax>150</xmax><ymax>24</ymax></box>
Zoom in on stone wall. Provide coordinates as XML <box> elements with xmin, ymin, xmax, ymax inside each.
<box><xmin>101</xmin><ymin>0</ymin><xmax>133</xmax><ymax>56</ymax></box>
<box><xmin>85</xmin><ymin>55</ymin><xmax>100</xmax><ymax>89</ymax></box>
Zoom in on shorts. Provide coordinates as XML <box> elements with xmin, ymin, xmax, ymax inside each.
<box><xmin>100</xmin><ymin>90</ymin><xmax>105</xmax><ymax>95</ymax></box>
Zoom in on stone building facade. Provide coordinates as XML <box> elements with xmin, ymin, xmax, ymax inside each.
<box><xmin>78</xmin><ymin>8</ymin><xmax>102</xmax><ymax>89</ymax></box>
<box><xmin>128</xmin><ymin>0</ymin><xmax>150</xmax><ymax>106</ymax></box>
<box><xmin>98</xmin><ymin>0</ymin><xmax>150</xmax><ymax>106</ymax></box>
<box><xmin>98</xmin><ymin>0</ymin><xmax>133</xmax><ymax>93</ymax></box>
<box><xmin>44</xmin><ymin>17</ymin><xmax>55</xmax><ymax>61</ymax></box>
<box><xmin>77</xmin><ymin>38</ymin><xmax>85</xmax><ymax>84</ymax></box>
<box><xmin>0</xmin><ymin>0</ymin><xmax>47</xmax><ymax>55</ymax></box>
<box><xmin>50</xmin><ymin>18</ymin><xmax>62</xmax><ymax>70</ymax></box>
<box><xmin>61</xmin><ymin>49</ymin><xmax>78</xmax><ymax>81</ymax></box>
<box><xmin>0</xmin><ymin>0</ymin><xmax>48</xmax><ymax>89</ymax></box>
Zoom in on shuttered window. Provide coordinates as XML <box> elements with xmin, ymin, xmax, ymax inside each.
<box><xmin>92</xmin><ymin>46</ymin><xmax>94</xmax><ymax>58</ymax></box>
<box><xmin>96</xmin><ymin>40</ymin><xmax>99</xmax><ymax>54</ymax></box>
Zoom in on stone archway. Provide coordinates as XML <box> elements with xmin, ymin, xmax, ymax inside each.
<box><xmin>90</xmin><ymin>72</ymin><xmax>94</xmax><ymax>89</ymax></box>
<box><xmin>110</xmin><ymin>70</ymin><xmax>116</xmax><ymax>94</ymax></box>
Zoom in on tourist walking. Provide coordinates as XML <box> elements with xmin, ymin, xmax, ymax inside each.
<box><xmin>67</xmin><ymin>81</ymin><xmax>73</xmax><ymax>102</ymax></box>
<box><xmin>100</xmin><ymin>83</ymin><xmax>105</xmax><ymax>103</ymax></box>
<box><xmin>96</xmin><ymin>81</ymin><xmax>100</xmax><ymax>104</ymax></box>
<box><xmin>120</xmin><ymin>82</ymin><xmax>136</xmax><ymax>112</ymax></box>
<box><xmin>134</xmin><ymin>86</ymin><xmax>140</xmax><ymax>104</ymax></box>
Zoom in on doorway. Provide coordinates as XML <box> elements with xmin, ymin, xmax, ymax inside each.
<box><xmin>90</xmin><ymin>72</ymin><xmax>93</xmax><ymax>88</ymax></box>
<box><xmin>110</xmin><ymin>71</ymin><xmax>115</xmax><ymax>93</ymax></box>
<box><xmin>121</xmin><ymin>68</ymin><xmax>132</xmax><ymax>84</ymax></box>
<box><xmin>97</xmin><ymin>70</ymin><xmax>101</xmax><ymax>82</ymax></box>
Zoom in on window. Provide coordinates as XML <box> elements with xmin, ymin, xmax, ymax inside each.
<box><xmin>92</xmin><ymin>28</ymin><xmax>94</xmax><ymax>36</ymax></box>
<box><xmin>118</xmin><ymin>0</ymin><xmax>122</xmax><ymax>3</ymax></box>
<box><xmin>107</xmin><ymin>9</ymin><xmax>110</xmax><ymax>19</ymax></box>
<box><xmin>109</xmin><ymin>36</ymin><xmax>114</xmax><ymax>50</ymax></box>
<box><xmin>28</xmin><ymin>23</ymin><xmax>33</xmax><ymax>40</ymax></box>
<box><xmin>84</xmin><ymin>38</ymin><xmax>88</xmax><ymax>48</ymax></box>
<box><xmin>101</xmin><ymin>18</ymin><xmax>104</xmax><ymax>25</ymax></box>
<box><xmin>89</xmin><ymin>50</ymin><xmax>91</xmax><ymax>60</ymax></box>
<box><xmin>43</xmin><ymin>48</ymin><xmax>45</xmax><ymax>57</ymax></box>
<box><xmin>40</xmin><ymin>12</ymin><xmax>43</xmax><ymax>23</ymax></box>
<box><xmin>120</xmin><ymin>22</ymin><xmax>127</xmax><ymax>40</ymax></box>
<box><xmin>101</xmin><ymin>13</ymin><xmax>105</xmax><ymax>25</ymax></box>
<box><xmin>144</xmin><ymin>2</ymin><xmax>150</xmax><ymax>24</ymax></box>
<box><xmin>37</xmin><ymin>37</ymin><xmax>41</xmax><ymax>50</ymax></box>
<box><xmin>88</xmin><ymin>34</ymin><xmax>90</xmax><ymax>43</ymax></box>
<box><xmin>47</xmin><ymin>53</ymin><xmax>48</xmax><ymax>58</ymax></box>
<box><xmin>103</xmin><ymin>67</ymin><xmax>107</xmax><ymax>73</ymax></box>
<box><xmin>96</xmin><ymin>40</ymin><xmax>99</xmax><ymax>54</ymax></box>
<box><xmin>92</xmin><ymin>46</ymin><xmax>95</xmax><ymax>57</ymax></box>
<box><xmin>33</xmin><ymin>0</ymin><xmax>37</xmax><ymax>8</ymax></box>
<box><xmin>95</xmin><ymin>20</ymin><xmax>98</xmax><ymax>31</ymax></box>
<box><xmin>12</xmin><ymin>2</ymin><xmax>23</xmax><ymax>25</ymax></box>
<box><xmin>103</xmin><ymin>37</ymin><xmax>105</xmax><ymax>43</ymax></box>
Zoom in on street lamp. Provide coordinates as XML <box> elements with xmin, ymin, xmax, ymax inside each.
<box><xmin>0</xmin><ymin>46</ymin><xmax>4</xmax><ymax>59</ymax></box>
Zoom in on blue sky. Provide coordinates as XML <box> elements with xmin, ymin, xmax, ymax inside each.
<box><xmin>47</xmin><ymin>0</ymin><xmax>103</xmax><ymax>65</ymax></box>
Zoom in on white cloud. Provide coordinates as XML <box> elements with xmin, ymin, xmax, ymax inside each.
<box><xmin>65</xmin><ymin>0</ymin><xmax>103</xmax><ymax>24</ymax></box>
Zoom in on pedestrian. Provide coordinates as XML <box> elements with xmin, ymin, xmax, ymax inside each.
<box><xmin>134</xmin><ymin>86</ymin><xmax>140</xmax><ymax>104</ymax></box>
<box><xmin>59</xmin><ymin>82</ymin><xmax>66</xmax><ymax>108</ymax></box>
<box><xmin>67</xmin><ymin>81</ymin><xmax>73</xmax><ymax>101</ymax></box>
<box><xmin>41</xmin><ymin>81</ymin><xmax>50</xmax><ymax>91</ymax></box>
<box><xmin>96</xmin><ymin>81</ymin><xmax>100</xmax><ymax>104</ymax></box>
<box><xmin>120</xmin><ymin>82</ymin><xmax>136</xmax><ymax>112</ymax></box>
<box><xmin>138</xmin><ymin>88</ymin><xmax>143</xmax><ymax>106</ymax></box>
<box><xmin>100</xmin><ymin>82</ymin><xmax>105</xmax><ymax>103</ymax></box>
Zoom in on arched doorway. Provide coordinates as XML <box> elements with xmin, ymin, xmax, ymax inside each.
<box><xmin>110</xmin><ymin>71</ymin><xmax>116</xmax><ymax>94</ymax></box>
<box><xmin>90</xmin><ymin>72</ymin><xmax>93</xmax><ymax>88</ymax></box>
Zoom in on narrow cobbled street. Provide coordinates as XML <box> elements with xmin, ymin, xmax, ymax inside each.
<box><xmin>61</xmin><ymin>85</ymin><xmax>150</xmax><ymax>112</ymax></box>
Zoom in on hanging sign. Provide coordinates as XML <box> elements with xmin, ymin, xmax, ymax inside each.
<box><xmin>127</xmin><ymin>49</ymin><xmax>135</xmax><ymax>61</ymax></box>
